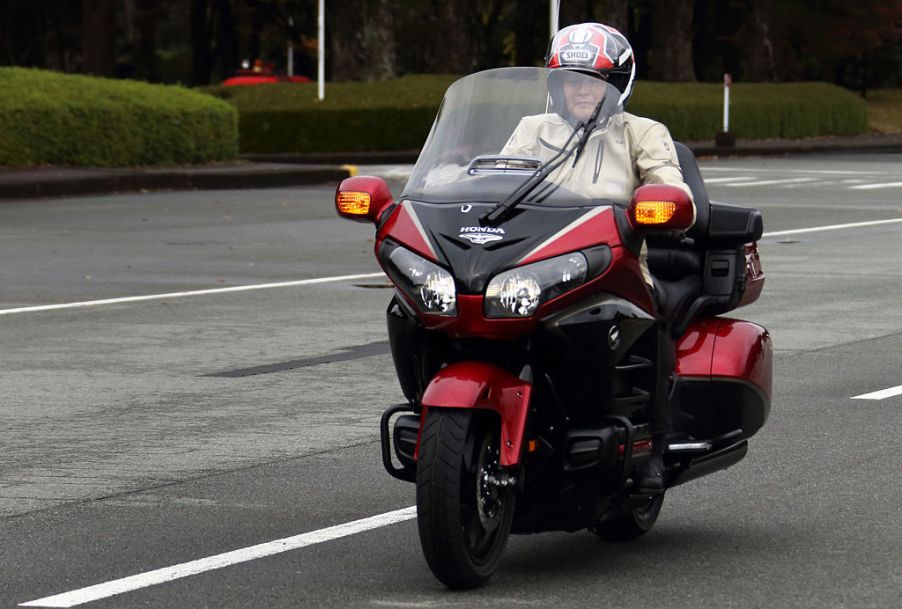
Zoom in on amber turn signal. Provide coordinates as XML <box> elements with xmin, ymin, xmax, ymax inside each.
<box><xmin>633</xmin><ymin>201</ymin><xmax>676</xmax><ymax>225</ymax></box>
<box><xmin>336</xmin><ymin>191</ymin><xmax>371</xmax><ymax>216</ymax></box>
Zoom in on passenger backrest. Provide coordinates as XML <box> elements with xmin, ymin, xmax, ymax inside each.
<box><xmin>673</xmin><ymin>142</ymin><xmax>710</xmax><ymax>241</ymax></box>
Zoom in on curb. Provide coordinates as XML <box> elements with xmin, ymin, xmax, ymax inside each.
<box><xmin>0</xmin><ymin>164</ymin><xmax>353</xmax><ymax>202</ymax></box>
<box><xmin>2</xmin><ymin>134</ymin><xmax>900</xmax><ymax>201</ymax></box>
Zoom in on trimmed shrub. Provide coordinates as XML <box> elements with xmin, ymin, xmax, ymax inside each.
<box><xmin>630</xmin><ymin>82</ymin><xmax>869</xmax><ymax>140</ymax></box>
<box><xmin>0</xmin><ymin>67</ymin><xmax>238</xmax><ymax>167</ymax></box>
<box><xmin>210</xmin><ymin>76</ymin><xmax>868</xmax><ymax>154</ymax></box>
<box><xmin>207</xmin><ymin>75</ymin><xmax>453</xmax><ymax>154</ymax></box>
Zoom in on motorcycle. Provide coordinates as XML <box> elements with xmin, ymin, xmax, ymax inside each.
<box><xmin>334</xmin><ymin>67</ymin><xmax>771</xmax><ymax>588</ymax></box>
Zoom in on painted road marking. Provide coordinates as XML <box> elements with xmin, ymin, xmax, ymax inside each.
<box><xmin>723</xmin><ymin>177</ymin><xmax>818</xmax><ymax>187</ymax></box>
<box><xmin>0</xmin><ymin>273</ymin><xmax>386</xmax><ymax>316</ymax></box>
<box><xmin>700</xmin><ymin>176</ymin><xmax>755</xmax><ymax>184</ymax></box>
<box><xmin>702</xmin><ymin>167</ymin><xmax>888</xmax><ymax>176</ymax></box>
<box><xmin>2</xmin><ymin>219</ymin><xmax>899</xmax><ymax>318</ymax></box>
<box><xmin>20</xmin><ymin>506</ymin><xmax>418</xmax><ymax>607</ymax></box>
<box><xmin>849</xmin><ymin>181</ymin><xmax>902</xmax><ymax>190</ymax></box>
<box><xmin>763</xmin><ymin>218</ymin><xmax>902</xmax><ymax>238</ymax></box>
<box><xmin>851</xmin><ymin>385</ymin><xmax>902</xmax><ymax>400</ymax></box>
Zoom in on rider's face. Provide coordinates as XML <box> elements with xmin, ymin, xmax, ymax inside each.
<box><xmin>562</xmin><ymin>74</ymin><xmax>607</xmax><ymax>121</ymax></box>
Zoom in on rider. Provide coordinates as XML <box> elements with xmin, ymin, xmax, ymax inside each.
<box><xmin>502</xmin><ymin>23</ymin><xmax>696</xmax><ymax>492</ymax></box>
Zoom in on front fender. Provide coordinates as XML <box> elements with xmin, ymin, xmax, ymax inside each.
<box><xmin>418</xmin><ymin>361</ymin><xmax>532</xmax><ymax>467</ymax></box>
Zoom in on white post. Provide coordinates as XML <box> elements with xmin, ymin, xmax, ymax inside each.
<box><xmin>287</xmin><ymin>17</ymin><xmax>294</xmax><ymax>77</ymax></box>
<box><xmin>317</xmin><ymin>0</ymin><xmax>325</xmax><ymax>101</ymax></box>
<box><xmin>549</xmin><ymin>0</ymin><xmax>560</xmax><ymax>39</ymax></box>
<box><xmin>723</xmin><ymin>73</ymin><xmax>731</xmax><ymax>132</ymax></box>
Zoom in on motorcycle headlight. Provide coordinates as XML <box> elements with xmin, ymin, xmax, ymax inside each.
<box><xmin>485</xmin><ymin>252</ymin><xmax>588</xmax><ymax>318</ymax></box>
<box><xmin>384</xmin><ymin>244</ymin><xmax>457</xmax><ymax>316</ymax></box>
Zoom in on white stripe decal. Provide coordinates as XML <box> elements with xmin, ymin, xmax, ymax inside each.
<box><xmin>20</xmin><ymin>506</ymin><xmax>418</xmax><ymax>607</ymax></box>
<box><xmin>401</xmin><ymin>200</ymin><xmax>438</xmax><ymax>258</ymax></box>
<box><xmin>763</xmin><ymin>218</ymin><xmax>902</xmax><ymax>238</ymax></box>
<box><xmin>517</xmin><ymin>206</ymin><xmax>611</xmax><ymax>264</ymax></box>
<box><xmin>851</xmin><ymin>385</ymin><xmax>902</xmax><ymax>400</ymax></box>
<box><xmin>0</xmin><ymin>273</ymin><xmax>386</xmax><ymax>316</ymax></box>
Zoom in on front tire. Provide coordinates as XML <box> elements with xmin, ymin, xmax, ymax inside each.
<box><xmin>416</xmin><ymin>409</ymin><xmax>515</xmax><ymax>589</ymax></box>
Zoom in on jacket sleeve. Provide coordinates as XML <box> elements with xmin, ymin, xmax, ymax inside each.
<box><xmin>632</xmin><ymin>121</ymin><xmax>697</xmax><ymax>227</ymax></box>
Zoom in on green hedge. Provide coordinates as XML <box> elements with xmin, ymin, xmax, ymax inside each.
<box><xmin>630</xmin><ymin>81</ymin><xmax>868</xmax><ymax>140</ymax></box>
<box><xmin>0</xmin><ymin>67</ymin><xmax>238</xmax><ymax>167</ymax></box>
<box><xmin>209</xmin><ymin>76</ymin><xmax>868</xmax><ymax>154</ymax></box>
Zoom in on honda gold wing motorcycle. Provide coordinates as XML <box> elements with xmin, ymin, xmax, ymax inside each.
<box><xmin>334</xmin><ymin>68</ymin><xmax>771</xmax><ymax>589</ymax></box>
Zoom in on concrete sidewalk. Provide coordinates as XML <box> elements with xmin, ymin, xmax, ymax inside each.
<box><xmin>2</xmin><ymin>133</ymin><xmax>900</xmax><ymax>201</ymax></box>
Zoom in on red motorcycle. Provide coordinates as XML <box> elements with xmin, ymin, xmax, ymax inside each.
<box><xmin>335</xmin><ymin>68</ymin><xmax>771</xmax><ymax>588</ymax></box>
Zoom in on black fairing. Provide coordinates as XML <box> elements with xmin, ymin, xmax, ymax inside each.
<box><xmin>538</xmin><ymin>293</ymin><xmax>656</xmax><ymax>423</ymax></box>
<box><xmin>397</xmin><ymin>201</ymin><xmax>621</xmax><ymax>293</ymax></box>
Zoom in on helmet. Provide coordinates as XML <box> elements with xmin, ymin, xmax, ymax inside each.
<box><xmin>545</xmin><ymin>23</ymin><xmax>636</xmax><ymax>108</ymax></box>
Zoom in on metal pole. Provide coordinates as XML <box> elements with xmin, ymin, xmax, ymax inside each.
<box><xmin>549</xmin><ymin>0</ymin><xmax>559</xmax><ymax>40</ymax></box>
<box><xmin>287</xmin><ymin>17</ymin><xmax>294</xmax><ymax>77</ymax></box>
<box><xmin>723</xmin><ymin>73</ymin><xmax>731</xmax><ymax>132</ymax></box>
<box><xmin>318</xmin><ymin>0</ymin><xmax>325</xmax><ymax>100</ymax></box>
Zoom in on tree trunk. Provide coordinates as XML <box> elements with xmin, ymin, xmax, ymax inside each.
<box><xmin>603</xmin><ymin>0</ymin><xmax>629</xmax><ymax>34</ymax></box>
<box><xmin>190</xmin><ymin>0</ymin><xmax>212</xmax><ymax>85</ymax></box>
<box><xmin>514</xmin><ymin>0</ymin><xmax>545</xmax><ymax>66</ymax></box>
<box><xmin>81</xmin><ymin>0</ymin><xmax>116</xmax><ymax>76</ymax></box>
<box><xmin>132</xmin><ymin>0</ymin><xmax>159</xmax><ymax>81</ymax></box>
<box><xmin>213</xmin><ymin>0</ymin><xmax>238</xmax><ymax>79</ymax></box>
<box><xmin>432</xmin><ymin>0</ymin><xmax>474</xmax><ymax>73</ymax></box>
<box><xmin>740</xmin><ymin>0</ymin><xmax>777</xmax><ymax>81</ymax></box>
<box><xmin>647</xmin><ymin>0</ymin><xmax>696</xmax><ymax>81</ymax></box>
<box><xmin>330</xmin><ymin>0</ymin><xmax>397</xmax><ymax>81</ymax></box>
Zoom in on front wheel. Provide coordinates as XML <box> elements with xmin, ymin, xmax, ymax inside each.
<box><xmin>416</xmin><ymin>409</ymin><xmax>515</xmax><ymax>589</ymax></box>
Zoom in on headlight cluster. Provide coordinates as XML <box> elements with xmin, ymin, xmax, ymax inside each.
<box><xmin>383</xmin><ymin>244</ymin><xmax>589</xmax><ymax>319</ymax></box>
<box><xmin>485</xmin><ymin>253</ymin><xmax>588</xmax><ymax>318</ymax></box>
<box><xmin>384</xmin><ymin>245</ymin><xmax>457</xmax><ymax>316</ymax></box>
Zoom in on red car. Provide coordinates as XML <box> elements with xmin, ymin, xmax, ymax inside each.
<box><xmin>222</xmin><ymin>60</ymin><xmax>310</xmax><ymax>86</ymax></box>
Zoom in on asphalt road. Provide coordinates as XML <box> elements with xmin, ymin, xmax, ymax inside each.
<box><xmin>2</xmin><ymin>152</ymin><xmax>901</xmax><ymax>608</ymax></box>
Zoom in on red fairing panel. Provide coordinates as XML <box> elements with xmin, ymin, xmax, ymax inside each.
<box><xmin>376</xmin><ymin>201</ymin><xmax>438</xmax><ymax>261</ymax></box>
<box><xmin>676</xmin><ymin>317</ymin><xmax>773</xmax><ymax>401</ymax></box>
<box><xmin>418</xmin><ymin>361</ymin><xmax>532</xmax><ymax>467</ymax></box>
<box><xmin>518</xmin><ymin>206</ymin><xmax>621</xmax><ymax>265</ymax></box>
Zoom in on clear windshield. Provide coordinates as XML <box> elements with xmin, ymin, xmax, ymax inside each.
<box><xmin>402</xmin><ymin>67</ymin><xmax>625</xmax><ymax>206</ymax></box>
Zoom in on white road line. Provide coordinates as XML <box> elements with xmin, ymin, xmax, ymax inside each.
<box><xmin>3</xmin><ymin>217</ymin><xmax>900</xmax><ymax>318</ymax></box>
<box><xmin>20</xmin><ymin>506</ymin><xmax>418</xmax><ymax>607</ymax></box>
<box><xmin>701</xmin><ymin>176</ymin><xmax>756</xmax><ymax>184</ymax></box>
<box><xmin>723</xmin><ymin>177</ymin><xmax>818</xmax><ymax>187</ymax></box>
<box><xmin>0</xmin><ymin>273</ymin><xmax>386</xmax><ymax>316</ymax></box>
<box><xmin>702</xmin><ymin>167</ymin><xmax>888</xmax><ymax>176</ymax></box>
<box><xmin>849</xmin><ymin>181</ymin><xmax>902</xmax><ymax>190</ymax></box>
<box><xmin>851</xmin><ymin>385</ymin><xmax>902</xmax><ymax>400</ymax></box>
<box><xmin>763</xmin><ymin>218</ymin><xmax>902</xmax><ymax>238</ymax></box>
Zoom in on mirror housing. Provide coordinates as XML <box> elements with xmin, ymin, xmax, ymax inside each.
<box><xmin>335</xmin><ymin>176</ymin><xmax>394</xmax><ymax>224</ymax></box>
<box><xmin>627</xmin><ymin>184</ymin><xmax>694</xmax><ymax>232</ymax></box>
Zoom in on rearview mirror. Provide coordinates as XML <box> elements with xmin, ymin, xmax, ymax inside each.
<box><xmin>335</xmin><ymin>176</ymin><xmax>394</xmax><ymax>225</ymax></box>
<box><xmin>627</xmin><ymin>184</ymin><xmax>694</xmax><ymax>232</ymax></box>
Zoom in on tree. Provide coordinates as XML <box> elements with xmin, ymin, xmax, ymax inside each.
<box><xmin>81</xmin><ymin>0</ymin><xmax>116</xmax><ymax>76</ymax></box>
<box><xmin>330</xmin><ymin>0</ymin><xmax>397</xmax><ymax>81</ymax></box>
<box><xmin>646</xmin><ymin>0</ymin><xmax>696</xmax><ymax>81</ymax></box>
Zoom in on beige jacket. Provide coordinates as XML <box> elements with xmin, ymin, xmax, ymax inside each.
<box><xmin>501</xmin><ymin>112</ymin><xmax>696</xmax><ymax>285</ymax></box>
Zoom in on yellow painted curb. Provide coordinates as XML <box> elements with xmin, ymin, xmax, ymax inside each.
<box><xmin>341</xmin><ymin>164</ymin><xmax>359</xmax><ymax>177</ymax></box>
